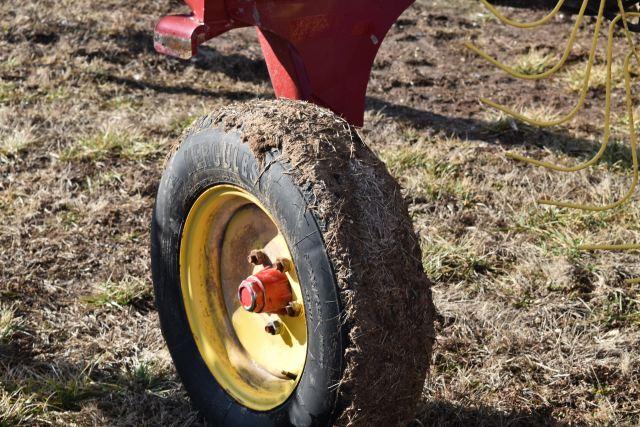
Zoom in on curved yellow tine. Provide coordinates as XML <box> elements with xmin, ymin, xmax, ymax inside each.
<box><xmin>539</xmin><ymin>52</ymin><xmax>638</xmax><ymax>211</ymax></box>
<box><xmin>479</xmin><ymin>0</ymin><xmax>608</xmax><ymax>127</ymax></box>
<box><xmin>477</xmin><ymin>1</ymin><xmax>640</xmax><ymax>266</ymax></box>
<box><xmin>579</xmin><ymin>240</ymin><xmax>640</xmax><ymax>284</ymax></box>
<box><xmin>506</xmin><ymin>13</ymin><xmax>639</xmax><ymax>172</ymax></box>
<box><xmin>618</xmin><ymin>0</ymin><xmax>640</xmax><ymax>65</ymax></box>
<box><xmin>479</xmin><ymin>0</ymin><xmax>568</xmax><ymax>29</ymax></box>
<box><xmin>580</xmin><ymin>243</ymin><xmax>640</xmax><ymax>250</ymax></box>
<box><xmin>464</xmin><ymin>0</ymin><xmax>590</xmax><ymax>80</ymax></box>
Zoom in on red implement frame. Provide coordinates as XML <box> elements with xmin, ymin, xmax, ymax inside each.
<box><xmin>154</xmin><ymin>0</ymin><xmax>414</xmax><ymax>126</ymax></box>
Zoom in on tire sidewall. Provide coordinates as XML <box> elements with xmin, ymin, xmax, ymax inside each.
<box><xmin>151</xmin><ymin>127</ymin><xmax>343</xmax><ymax>426</ymax></box>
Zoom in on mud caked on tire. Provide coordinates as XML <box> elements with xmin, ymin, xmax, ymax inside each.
<box><xmin>151</xmin><ymin>100</ymin><xmax>435</xmax><ymax>426</ymax></box>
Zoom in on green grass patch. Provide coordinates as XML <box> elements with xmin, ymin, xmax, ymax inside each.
<box><xmin>0</xmin><ymin>57</ymin><xmax>21</xmax><ymax>73</ymax></box>
<box><xmin>0</xmin><ymin>128</ymin><xmax>35</xmax><ymax>158</ymax></box>
<box><xmin>512</xmin><ymin>208</ymin><xmax>618</xmax><ymax>252</ymax></box>
<box><xmin>44</xmin><ymin>86</ymin><xmax>71</xmax><ymax>103</ymax></box>
<box><xmin>561</xmin><ymin>60</ymin><xmax>624</xmax><ymax>93</ymax></box>
<box><xmin>0</xmin><ymin>305</ymin><xmax>21</xmax><ymax>344</ymax></box>
<box><xmin>513</xmin><ymin>49</ymin><xmax>554</xmax><ymax>76</ymax></box>
<box><xmin>599</xmin><ymin>289</ymin><xmax>640</xmax><ymax>328</ymax></box>
<box><xmin>0</xmin><ymin>80</ymin><xmax>16</xmax><ymax>105</ymax></box>
<box><xmin>514</xmin><ymin>290</ymin><xmax>534</xmax><ymax>309</ymax></box>
<box><xmin>0</xmin><ymin>388</ymin><xmax>45</xmax><ymax>426</ymax></box>
<box><xmin>0</xmin><ymin>358</ymin><xmax>173</xmax><ymax>424</ymax></box>
<box><xmin>85</xmin><ymin>277</ymin><xmax>151</xmax><ymax>308</ymax></box>
<box><xmin>62</xmin><ymin>129</ymin><xmax>162</xmax><ymax>161</ymax></box>
<box><xmin>125</xmin><ymin>360</ymin><xmax>168</xmax><ymax>392</ymax></box>
<box><xmin>105</xmin><ymin>94</ymin><xmax>143</xmax><ymax>111</ymax></box>
<box><xmin>57</xmin><ymin>208</ymin><xmax>81</xmax><ymax>229</ymax></box>
<box><xmin>168</xmin><ymin>114</ymin><xmax>199</xmax><ymax>136</ymax></box>
<box><xmin>42</xmin><ymin>375</ymin><xmax>106</xmax><ymax>411</ymax></box>
<box><xmin>380</xmin><ymin>145</ymin><xmax>471</xmax><ymax>202</ymax></box>
<box><xmin>421</xmin><ymin>237</ymin><xmax>493</xmax><ymax>283</ymax></box>
<box><xmin>380</xmin><ymin>145</ymin><xmax>433</xmax><ymax>173</ymax></box>
<box><xmin>483</xmin><ymin>107</ymin><xmax>561</xmax><ymax>135</ymax></box>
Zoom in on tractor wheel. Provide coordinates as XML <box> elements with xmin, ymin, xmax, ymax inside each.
<box><xmin>151</xmin><ymin>100</ymin><xmax>435</xmax><ymax>426</ymax></box>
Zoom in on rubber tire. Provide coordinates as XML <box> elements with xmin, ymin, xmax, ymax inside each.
<box><xmin>151</xmin><ymin>127</ymin><xmax>344</xmax><ymax>426</ymax></box>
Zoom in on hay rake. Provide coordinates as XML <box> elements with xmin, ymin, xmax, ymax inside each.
<box><xmin>470</xmin><ymin>0</ymin><xmax>640</xmax><ymax>281</ymax></box>
<box><xmin>146</xmin><ymin>0</ymin><xmax>640</xmax><ymax>425</ymax></box>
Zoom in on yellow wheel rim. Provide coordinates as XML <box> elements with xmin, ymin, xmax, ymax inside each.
<box><xmin>179</xmin><ymin>184</ymin><xmax>307</xmax><ymax>411</ymax></box>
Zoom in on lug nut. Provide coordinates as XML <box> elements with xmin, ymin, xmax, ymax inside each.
<box><xmin>281</xmin><ymin>370</ymin><xmax>297</xmax><ymax>380</ymax></box>
<box><xmin>265</xmin><ymin>320</ymin><xmax>282</xmax><ymax>335</ymax></box>
<box><xmin>248</xmin><ymin>249</ymin><xmax>270</xmax><ymax>266</ymax></box>
<box><xmin>275</xmin><ymin>257</ymin><xmax>291</xmax><ymax>273</ymax></box>
<box><xmin>285</xmin><ymin>302</ymin><xmax>302</xmax><ymax>317</ymax></box>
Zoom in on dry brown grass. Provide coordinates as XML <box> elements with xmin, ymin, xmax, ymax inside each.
<box><xmin>376</xmin><ymin>130</ymin><xmax>640</xmax><ymax>425</ymax></box>
<box><xmin>1</xmin><ymin>0</ymin><xmax>639</xmax><ymax>425</ymax></box>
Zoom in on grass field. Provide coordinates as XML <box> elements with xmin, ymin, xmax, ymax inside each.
<box><xmin>1</xmin><ymin>0</ymin><xmax>640</xmax><ymax>425</ymax></box>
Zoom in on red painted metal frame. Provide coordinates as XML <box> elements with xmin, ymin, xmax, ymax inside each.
<box><xmin>154</xmin><ymin>0</ymin><xmax>414</xmax><ymax>126</ymax></box>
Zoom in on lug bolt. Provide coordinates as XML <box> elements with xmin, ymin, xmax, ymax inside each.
<box><xmin>265</xmin><ymin>320</ymin><xmax>282</xmax><ymax>335</ymax></box>
<box><xmin>285</xmin><ymin>302</ymin><xmax>302</xmax><ymax>317</ymax></box>
<box><xmin>275</xmin><ymin>257</ymin><xmax>291</xmax><ymax>273</ymax></box>
<box><xmin>281</xmin><ymin>370</ymin><xmax>297</xmax><ymax>380</ymax></box>
<box><xmin>248</xmin><ymin>249</ymin><xmax>270</xmax><ymax>266</ymax></box>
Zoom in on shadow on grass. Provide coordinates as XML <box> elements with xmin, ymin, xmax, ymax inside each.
<box><xmin>3</xmin><ymin>330</ymin><xmax>566</xmax><ymax>425</ymax></box>
<box><xmin>100</xmin><ymin>28</ymin><xmax>270</xmax><ymax>84</ymax></box>
<box><xmin>488</xmin><ymin>0</ymin><xmax>571</xmax><ymax>9</ymax></box>
<box><xmin>414</xmin><ymin>399</ymin><xmax>567</xmax><ymax>427</ymax></box>
<box><xmin>366</xmin><ymin>96</ymin><xmax>633</xmax><ymax>169</ymax></box>
<box><xmin>488</xmin><ymin>0</ymin><xmax>603</xmax><ymax>15</ymax></box>
<box><xmin>1</xmin><ymin>338</ymin><xmax>203</xmax><ymax>426</ymax></box>
<box><xmin>92</xmin><ymin>72</ymin><xmax>262</xmax><ymax>101</ymax></box>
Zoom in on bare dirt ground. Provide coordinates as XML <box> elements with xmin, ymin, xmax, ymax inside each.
<box><xmin>1</xmin><ymin>0</ymin><xmax>639</xmax><ymax>425</ymax></box>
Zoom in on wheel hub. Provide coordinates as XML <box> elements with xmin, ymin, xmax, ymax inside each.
<box><xmin>179</xmin><ymin>185</ymin><xmax>307</xmax><ymax>411</ymax></box>
<box><xmin>238</xmin><ymin>267</ymin><xmax>293</xmax><ymax>314</ymax></box>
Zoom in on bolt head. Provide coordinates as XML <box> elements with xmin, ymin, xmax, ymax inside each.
<box><xmin>285</xmin><ymin>302</ymin><xmax>302</xmax><ymax>317</ymax></box>
<box><xmin>275</xmin><ymin>257</ymin><xmax>291</xmax><ymax>273</ymax></box>
<box><xmin>264</xmin><ymin>320</ymin><xmax>282</xmax><ymax>335</ymax></box>
<box><xmin>248</xmin><ymin>249</ymin><xmax>269</xmax><ymax>266</ymax></box>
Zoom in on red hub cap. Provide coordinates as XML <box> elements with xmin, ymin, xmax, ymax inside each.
<box><xmin>238</xmin><ymin>267</ymin><xmax>293</xmax><ymax>314</ymax></box>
